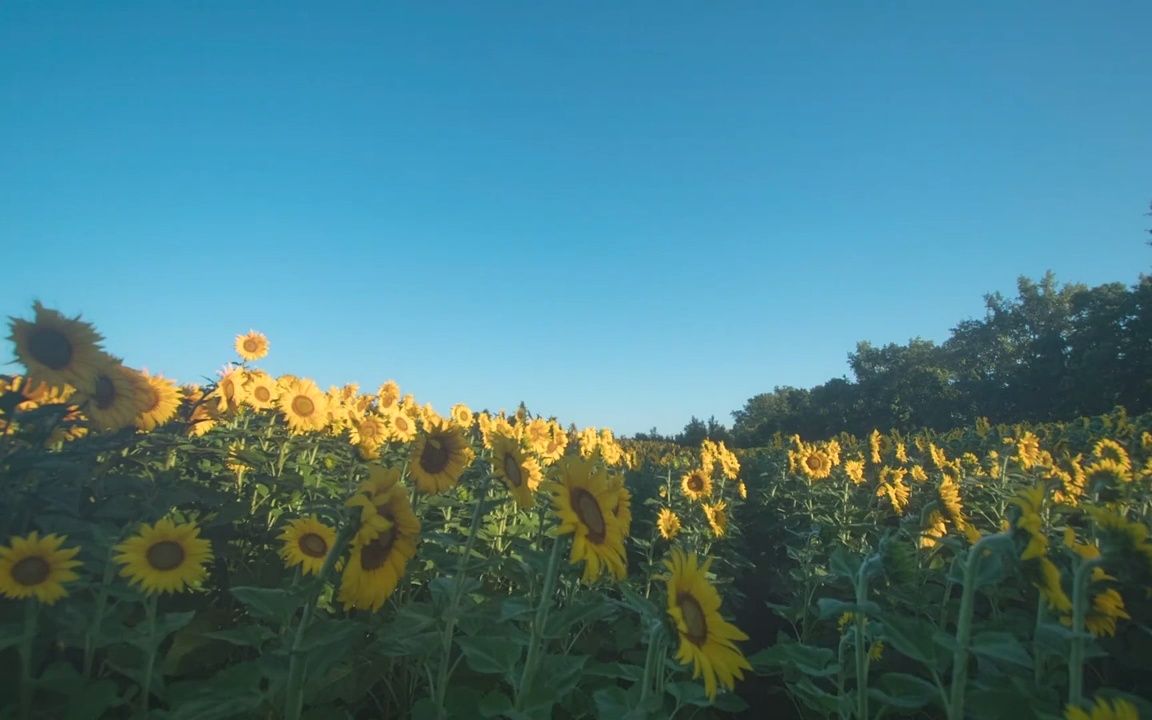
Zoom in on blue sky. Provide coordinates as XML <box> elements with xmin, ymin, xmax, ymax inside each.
<box><xmin>1</xmin><ymin>1</ymin><xmax>1149</xmax><ymax>435</ymax></box>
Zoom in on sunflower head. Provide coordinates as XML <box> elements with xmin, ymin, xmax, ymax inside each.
<box><xmin>657</xmin><ymin>508</ymin><xmax>682</xmax><ymax>541</ymax></box>
<box><xmin>135</xmin><ymin>370</ymin><xmax>180</xmax><ymax>432</ymax></box>
<box><xmin>75</xmin><ymin>358</ymin><xmax>153</xmax><ymax>431</ymax></box>
<box><xmin>550</xmin><ymin>455</ymin><xmax>628</xmax><ymax>584</ymax></box>
<box><xmin>114</xmin><ymin>518</ymin><xmax>213</xmax><ymax>595</ymax></box>
<box><xmin>490</xmin><ymin>431</ymin><xmax>541</xmax><ymax>508</ymax></box>
<box><xmin>680</xmin><ymin>469</ymin><xmax>713</xmax><ymax>502</ymax></box>
<box><xmin>8</xmin><ymin>302</ymin><xmax>106</xmax><ymax>389</ymax></box>
<box><xmin>235</xmin><ymin>330</ymin><xmax>269</xmax><ymax>361</ymax></box>
<box><xmin>277</xmin><ymin>378</ymin><xmax>329</xmax><ymax>434</ymax></box>
<box><xmin>409</xmin><ymin>419</ymin><xmax>475</xmax><ymax>494</ymax></box>
<box><xmin>339</xmin><ymin>483</ymin><xmax>420</xmax><ymax>612</ymax></box>
<box><xmin>0</xmin><ymin>531</ymin><xmax>81</xmax><ymax>604</ymax></box>
<box><xmin>278</xmin><ymin>516</ymin><xmax>336</xmax><ymax>576</ymax></box>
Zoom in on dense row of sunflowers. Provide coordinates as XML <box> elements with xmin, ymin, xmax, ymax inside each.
<box><xmin>2</xmin><ymin>302</ymin><xmax>1151</xmax><ymax>719</ymax></box>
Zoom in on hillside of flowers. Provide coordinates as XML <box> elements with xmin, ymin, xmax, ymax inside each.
<box><xmin>2</xmin><ymin>302</ymin><xmax>1151</xmax><ymax>720</ymax></box>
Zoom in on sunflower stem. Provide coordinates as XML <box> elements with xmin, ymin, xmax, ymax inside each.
<box><xmin>83</xmin><ymin>551</ymin><xmax>117</xmax><ymax>679</ymax></box>
<box><xmin>432</xmin><ymin>486</ymin><xmax>490</xmax><ymax>719</ymax></box>
<box><xmin>1068</xmin><ymin>556</ymin><xmax>1101</xmax><ymax>709</ymax></box>
<box><xmin>852</xmin><ymin>558</ymin><xmax>874</xmax><ymax>720</ymax></box>
<box><xmin>515</xmin><ymin>529</ymin><xmax>565</xmax><ymax>713</ymax></box>
<box><xmin>140</xmin><ymin>593</ymin><xmax>159</xmax><ymax>715</ymax></box>
<box><xmin>19</xmin><ymin>598</ymin><xmax>37</xmax><ymax>720</ymax></box>
<box><xmin>638</xmin><ymin>620</ymin><xmax>664</xmax><ymax>706</ymax></box>
<box><xmin>948</xmin><ymin>532</ymin><xmax>1007</xmax><ymax>720</ymax></box>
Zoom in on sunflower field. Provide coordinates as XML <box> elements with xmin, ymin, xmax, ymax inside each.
<box><xmin>1</xmin><ymin>303</ymin><xmax>1151</xmax><ymax>720</ymax></box>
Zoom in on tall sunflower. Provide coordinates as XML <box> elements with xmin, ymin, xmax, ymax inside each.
<box><xmin>663</xmin><ymin>549</ymin><xmax>751</xmax><ymax>699</ymax></box>
<box><xmin>277</xmin><ymin>378</ymin><xmax>329</xmax><ymax>434</ymax></box>
<box><xmin>74</xmin><ymin>358</ymin><xmax>152</xmax><ymax>431</ymax></box>
<box><xmin>409</xmin><ymin>418</ymin><xmax>475</xmax><ymax>494</ymax></box>
<box><xmin>340</xmin><ymin>482</ymin><xmax>420</xmax><ymax>611</ymax></box>
<box><xmin>234</xmin><ymin>330</ymin><xmax>269</xmax><ymax>361</ymax></box>
<box><xmin>551</xmin><ymin>456</ymin><xmax>627</xmax><ymax>583</ymax></box>
<box><xmin>114</xmin><ymin>518</ymin><xmax>212</xmax><ymax>595</ymax></box>
<box><xmin>0</xmin><ymin>531</ymin><xmax>81</xmax><ymax>604</ymax></box>
<box><xmin>278</xmin><ymin>516</ymin><xmax>336</xmax><ymax>576</ymax></box>
<box><xmin>680</xmin><ymin>469</ymin><xmax>712</xmax><ymax>502</ymax></box>
<box><xmin>490</xmin><ymin>432</ymin><xmax>542</xmax><ymax>508</ymax></box>
<box><xmin>8</xmin><ymin>302</ymin><xmax>106</xmax><ymax>389</ymax></box>
<box><xmin>135</xmin><ymin>371</ymin><xmax>180</xmax><ymax>431</ymax></box>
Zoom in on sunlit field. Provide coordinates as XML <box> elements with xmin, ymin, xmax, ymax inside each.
<box><xmin>2</xmin><ymin>304</ymin><xmax>1150</xmax><ymax>719</ymax></box>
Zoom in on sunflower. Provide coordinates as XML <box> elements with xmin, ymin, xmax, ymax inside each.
<box><xmin>242</xmin><ymin>370</ymin><xmax>280</xmax><ymax>410</ymax></box>
<box><xmin>611</xmin><ymin>478</ymin><xmax>633</xmax><ymax>536</ymax></box>
<box><xmin>350</xmin><ymin>411</ymin><xmax>390</xmax><ymax>451</ymax></box>
<box><xmin>680</xmin><ymin>469</ymin><xmax>712</xmax><ymax>502</ymax></box>
<box><xmin>702</xmin><ymin>500</ymin><xmax>729</xmax><ymax>538</ymax></box>
<box><xmin>134</xmin><ymin>371</ymin><xmax>180</xmax><ymax>431</ymax></box>
<box><xmin>937</xmin><ymin>475</ymin><xmax>969</xmax><ymax>533</ymax></box>
<box><xmin>234</xmin><ymin>330</ymin><xmax>269</xmax><ymax>361</ymax></box>
<box><xmin>8</xmin><ymin>302</ymin><xmax>107</xmax><ymax>389</ymax></box>
<box><xmin>550</xmin><ymin>455</ymin><xmax>627</xmax><ymax>583</ymax></box>
<box><xmin>490</xmin><ymin>432</ymin><xmax>541</xmax><ymax>508</ymax></box>
<box><xmin>1015</xmin><ymin>432</ymin><xmax>1043</xmax><ymax>470</ymax></box>
<box><xmin>736</xmin><ymin>481</ymin><xmax>748</xmax><ymax>500</ymax></box>
<box><xmin>409</xmin><ymin>418</ymin><xmax>475</xmax><ymax>494</ymax></box>
<box><xmin>386</xmin><ymin>409</ymin><xmax>418</xmax><ymax>442</ymax></box>
<box><xmin>74</xmin><ymin>358</ymin><xmax>152</xmax><ymax>431</ymax></box>
<box><xmin>114</xmin><ymin>518</ymin><xmax>212</xmax><ymax>595</ymax></box>
<box><xmin>919</xmin><ymin>510</ymin><xmax>948</xmax><ymax>550</ymax></box>
<box><xmin>450</xmin><ymin>403</ymin><xmax>473</xmax><ymax>428</ymax></box>
<box><xmin>909</xmin><ymin>465</ymin><xmax>929</xmax><ymax>483</ymax></box>
<box><xmin>797</xmin><ymin>445</ymin><xmax>834</xmax><ymax>480</ymax></box>
<box><xmin>1091</xmin><ymin>439</ymin><xmax>1131</xmax><ymax>472</ymax></box>
<box><xmin>278</xmin><ymin>516</ymin><xmax>336</xmax><ymax>576</ymax></box>
<box><xmin>875</xmin><ymin>467</ymin><xmax>910</xmax><ymax>514</ymax></box>
<box><xmin>1083</xmin><ymin>459</ymin><xmax>1132</xmax><ymax>487</ymax></box>
<box><xmin>278</xmin><ymin>378</ymin><xmax>329</xmax><ymax>434</ymax></box>
<box><xmin>657</xmin><ymin>508</ymin><xmax>682</xmax><ymax>540</ymax></box>
<box><xmin>340</xmin><ymin>482</ymin><xmax>420</xmax><ymax>611</ymax></box>
<box><xmin>185</xmin><ymin>386</ymin><xmax>221</xmax><ymax>437</ymax></box>
<box><xmin>868</xmin><ymin>430</ymin><xmax>882</xmax><ymax>465</ymax></box>
<box><xmin>0</xmin><ymin>531</ymin><xmax>81</xmax><ymax>604</ymax></box>
<box><xmin>376</xmin><ymin>380</ymin><xmax>401</xmax><ymax>411</ymax></box>
<box><xmin>663</xmin><ymin>549</ymin><xmax>751</xmax><ymax>700</ymax></box>
<box><xmin>1066</xmin><ymin>696</ymin><xmax>1140</xmax><ymax>720</ymax></box>
<box><xmin>844</xmin><ymin>459</ymin><xmax>865</xmax><ymax>484</ymax></box>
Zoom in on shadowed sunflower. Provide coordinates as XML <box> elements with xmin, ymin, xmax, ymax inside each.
<box><xmin>278</xmin><ymin>378</ymin><xmax>329</xmax><ymax>434</ymax></box>
<box><xmin>657</xmin><ymin>508</ymin><xmax>682</xmax><ymax>541</ymax></box>
<box><xmin>551</xmin><ymin>455</ymin><xmax>627</xmax><ymax>583</ymax></box>
<box><xmin>235</xmin><ymin>330</ymin><xmax>269</xmax><ymax>361</ymax></box>
<box><xmin>409</xmin><ymin>418</ymin><xmax>475</xmax><ymax>494</ymax></box>
<box><xmin>341</xmin><ymin>483</ymin><xmax>420</xmax><ymax>611</ymax></box>
<box><xmin>875</xmin><ymin>467</ymin><xmax>910</xmax><ymax>514</ymax></box>
<box><xmin>1091</xmin><ymin>439</ymin><xmax>1131</xmax><ymax>472</ymax></box>
<box><xmin>490</xmin><ymin>432</ymin><xmax>542</xmax><ymax>508</ymax></box>
<box><xmin>663</xmin><ymin>549</ymin><xmax>751</xmax><ymax>700</ymax></box>
<box><xmin>680</xmin><ymin>469</ymin><xmax>712</xmax><ymax>502</ymax></box>
<box><xmin>702</xmin><ymin>500</ymin><xmax>729</xmax><ymax>538</ymax></box>
<box><xmin>8</xmin><ymin>302</ymin><xmax>106</xmax><ymax>389</ymax></box>
<box><xmin>610</xmin><ymin>473</ymin><xmax>633</xmax><ymax>535</ymax></box>
<box><xmin>1066</xmin><ymin>696</ymin><xmax>1139</xmax><ymax>720</ymax></box>
<box><xmin>74</xmin><ymin>358</ymin><xmax>152</xmax><ymax>431</ymax></box>
<box><xmin>114</xmin><ymin>518</ymin><xmax>212</xmax><ymax>595</ymax></box>
<box><xmin>278</xmin><ymin>516</ymin><xmax>336</xmax><ymax>575</ymax></box>
<box><xmin>135</xmin><ymin>371</ymin><xmax>180</xmax><ymax>431</ymax></box>
<box><xmin>0</xmin><ymin>531</ymin><xmax>81</xmax><ymax>604</ymax></box>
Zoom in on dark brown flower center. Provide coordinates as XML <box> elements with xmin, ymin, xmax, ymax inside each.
<box><xmin>29</xmin><ymin>328</ymin><xmax>73</xmax><ymax>370</ymax></box>
<box><xmin>298</xmin><ymin>532</ymin><xmax>328</xmax><ymax>558</ymax></box>
<box><xmin>687</xmin><ymin>474</ymin><xmax>704</xmax><ymax>492</ymax></box>
<box><xmin>243</xmin><ymin>338</ymin><xmax>261</xmax><ymax>353</ymax></box>
<box><xmin>254</xmin><ymin>386</ymin><xmax>272</xmax><ymax>403</ymax></box>
<box><xmin>420</xmin><ymin>436</ymin><xmax>451</xmax><ymax>475</ymax></box>
<box><xmin>677</xmin><ymin>592</ymin><xmax>709</xmax><ymax>646</ymax></box>
<box><xmin>360</xmin><ymin>527</ymin><xmax>397</xmax><ymax>571</ymax></box>
<box><xmin>146</xmin><ymin>540</ymin><xmax>185</xmax><ymax>571</ymax></box>
<box><xmin>292</xmin><ymin>395</ymin><xmax>315</xmax><ymax>417</ymax></box>
<box><xmin>502</xmin><ymin>452</ymin><xmax>523</xmax><ymax>487</ymax></box>
<box><xmin>806</xmin><ymin>455</ymin><xmax>822</xmax><ymax>471</ymax></box>
<box><xmin>11</xmin><ymin>556</ymin><xmax>50</xmax><ymax>586</ymax></box>
<box><xmin>93</xmin><ymin>374</ymin><xmax>117</xmax><ymax>409</ymax></box>
<box><xmin>571</xmin><ymin>488</ymin><xmax>606</xmax><ymax>543</ymax></box>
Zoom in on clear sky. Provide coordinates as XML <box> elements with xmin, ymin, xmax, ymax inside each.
<box><xmin>2</xmin><ymin>1</ymin><xmax>1149</xmax><ymax>435</ymax></box>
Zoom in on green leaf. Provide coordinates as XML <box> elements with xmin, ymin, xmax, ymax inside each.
<box><xmin>0</xmin><ymin>623</ymin><xmax>23</xmax><ymax>652</ymax></box>
<box><xmin>166</xmin><ymin>662</ymin><xmax>265</xmax><ymax>720</ymax></box>
<box><xmin>479</xmin><ymin>691</ymin><xmax>515</xmax><ymax>718</ymax></box>
<box><xmin>202</xmin><ymin>624</ymin><xmax>276</xmax><ymax>648</ymax></box>
<box><xmin>829</xmin><ymin>548</ymin><xmax>861</xmax><ymax>580</ymax></box>
<box><xmin>815</xmin><ymin>598</ymin><xmax>881</xmax><ymax>621</ymax></box>
<box><xmin>543</xmin><ymin>599</ymin><xmax>614</xmax><ymax>638</ymax></box>
<box><xmin>230</xmin><ymin>586</ymin><xmax>303</xmax><ymax>625</ymax></box>
<box><xmin>879</xmin><ymin>615</ymin><xmax>939</xmax><ymax>668</ymax></box>
<box><xmin>456</xmin><ymin>634</ymin><xmax>523</xmax><ymax>678</ymax></box>
<box><xmin>585</xmin><ymin>661</ymin><xmax>645</xmax><ymax>681</ymax></box>
<box><xmin>519</xmin><ymin>654</ymin><xmax>589</xmax><ymax>713</ymax></box>
<box><xmin>748</xmin><ymin>641</ymin><xmax>837</xmax><ymax>678</ymax></box>
<box><xmin>869</xmin><ymin>672</ymin><xmax>941</xmax><ymax>711</ymax></box>
<box><xmin>65</xmin><ymin>679</ymin><xmax>122</xmax><ymax>720</ymax></box>
<box><xmin>970</xmin><ymin>631</ymin><xmax>1033</xmax><ymax>669</ymax></box>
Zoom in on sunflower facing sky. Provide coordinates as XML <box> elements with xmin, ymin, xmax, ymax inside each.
<box><xmin>278</xmin><ymin>516</ymin><xmax>337</xmax><ymax>576</ymax></box>
<box><xmin>114</xmin><ymin>518</ymin><xmax>213</xmax><ymax>595</ymax></box>
<box><xmin>8</xmin><ymin>302</ymin><xmax>107</xmax><ymax>389</ymax></box>
<box><xmin>663</xmin><ymin>549</ymin><xmax>751</xmax><ymax>700</ymax></box>
<box><xmin>409</xmin><ymin>418</ymin><xmax>475</xmax><ymax>494</ymax></box>
<box><xmin>234</xmin><ymin>330</ymin><xmax>269</xmax><ymax>361</ymax></box>
<box><xmin>0</xmin><ymin>531</ymin><xmax>82</xmax><ymax>605</ymax></box>
<box><xmin>551</xmin><ymin>455</ymin><xmax>628</xmax><ymax>584</ymax></box>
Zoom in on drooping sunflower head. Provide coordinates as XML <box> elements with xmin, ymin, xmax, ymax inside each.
<box><xmin>8</xmin><ymin>302</ymin><xmax>106</xmax><ymax>389</ymax></box>
<box><xmin>1086</xmin><ymin>507</ymin><xmax>1152</xmax><ymax>579</ymax></box>
<box><xmin>550</xmin><ymin>455</ymin><xmax>627</xmax><ymax>584</ymax></box>
<box><xmin>680</xmin><ymin>469</ymin><xmax>712</xmax><ymax>502</ymax></box>
<box><xmin>0</xmin><ymin>531</ymin><xmax>81</xmax><ymax>605</ymax></box>
<box><xmin>490</xmin><ymin>431</ymin><xmax>541</xmax><ymax>509</ymax></box>
<box><xmin>1083</xmin><ymin>459</ymin><xmax>1133</xmax><ymax>489</ymax></box>
<box><xmin>278</xmin><ymin>516</ymin><xmax>336</xmax><ymax>575</ymax></box>
<box><xmin>234</xmin><ymin>330</ymin><xmax>269</xmax><ymax>362</ymax></box>
<box><xmin>1015</xmin><ymin>431</ymin><xmax>1043</xmax><ymax>469</ymax></box>
<box><xmin>114</xmin><ymin>518</ymin><xmax>212</xmax><ymax>595</ymax></box>
<box><xmin>702</xmin><ymin>500</ymin><xmax>729</xmax><ymax>538</ymax></box>
<box><xmin>662</xmin><ymin>549</ymin><xmax>751</xmax><ymax>700</ymax></box>
<box><xmin>134</xmin><ymin>370</ymin><xmax>180</xmax><ymax>432</ymax></box>
<box><xmin>74</xmin><ymin>358</ymin><xmax>153</xmax><ymax>432</ymax></box>
<box><xmin>340</xmin><ymin>483</ymin><xmax>420</xmax><ymax>612</ymax></box>
<box><xmin>657</xmin><ymin>508</ymin><xmax>682</xmax><ymax>541</ymax></box>
<box><xmin>1091</xmin><ymin>439</ymin><xmax>1131</xmax><ymax>472</ymax></box>
<box><xmin>409</xmin><ymin>418</ymin><xmax>475</xmax><ymax>494</ymax></box>
<box><xmin>277</xmin><ymin>378</ymin><xmax>329</xmax><ymax>434</ymax></box>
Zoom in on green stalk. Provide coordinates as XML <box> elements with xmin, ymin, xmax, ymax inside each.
<box><xmin>1067</xmin><ymin>557</ymin><xmax>1102</xmax><ymax>708</ymax></box>
<box><xmin>83</xmin><ymin>553</ymin><xmax>117</xmax><ymax>678</ymax></box>
<box><xmin>638</xmin><ymin>621</ymin><xmax>662</xmax><ymax>707</ymax></box>
<box><xmin>433</xmin><ymin>487</ymin><xmax>490</xmax><ymax>719</ymax></box>
<box><xmin>948</xmin><ymin>533</ymin><xmax>1005</xmax><ymax>720</ymax></box>
<box><xmin>19</xmin><ymin>599</ymin><xmax>37</xmax><ymax>720</ymax></box>
<box><xmin>515</xmin><ymin>531</ymin><xmax>565</xmax><ymax>712</ymax></box>
<box><xmin>140</xmin><ymin>593</ymin><xmax>159</xmax><ymax>714</ymax></box>
<box><xmin>853</xmin><ymin>558</ymin><xmax>875</xmax><ymax>720</ymax></box>
<box><xmin>1032</xmin><ymin>593</ymin><xmax>1045</xmax><ymax>686</ymax></box>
